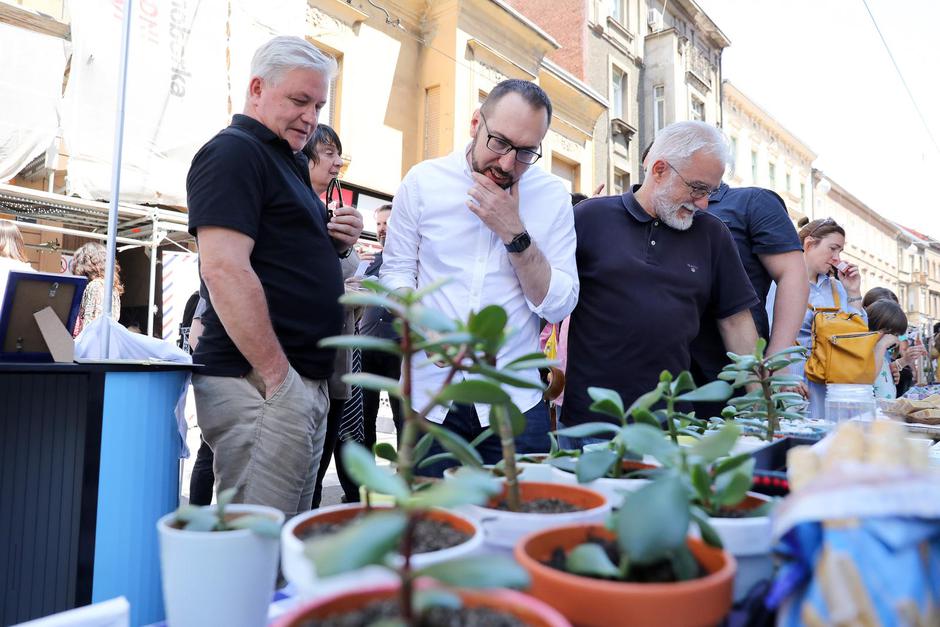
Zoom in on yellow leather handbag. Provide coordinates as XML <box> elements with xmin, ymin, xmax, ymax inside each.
<box><xmin>805</xmin><ymin>282</ymin><xmax>879</xmax><ymax>384</ymax></box>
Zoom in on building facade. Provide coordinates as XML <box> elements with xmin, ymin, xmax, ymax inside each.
<box><xmin>721</xmin><ymin>80</ymin><xmax>815</xmax><ymax>222</ymax></box>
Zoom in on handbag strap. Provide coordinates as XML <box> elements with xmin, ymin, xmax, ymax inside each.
<box><xmin>807</xmin><ymin>278</ymin><xmax>842</xmax><ymax>313</ymax></box>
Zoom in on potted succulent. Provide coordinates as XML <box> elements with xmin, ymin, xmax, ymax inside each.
<box><xmin>514</xmin><ymin>473</ymin><xmax>736</xmax><ymax>627</ymax></box>
<box><xmin>157</xmin><ymin>488</ymin><xmax>283</xmax><ymax>627</ymax></box>
<box><xmin>549</xmin><ymin>372</ymin><xmax>734</xmax><ymax>506</ymax></box>
<box><xmin>274</xmin><ymin>438</ymin><xmax>569</xmax><ymax>625</ymax></box>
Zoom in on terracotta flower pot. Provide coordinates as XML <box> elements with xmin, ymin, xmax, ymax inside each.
<box><xmin>282</xmin><ymin>503</ymin><xmax>483</xmax><ymax>600</ymax></box>
<box><xmin>515</xmin><ymin>523</ymin><xmax>736</xmax><ymax>627</ymax></box>
<box><xmin>466</xmin><ymin>481</ymin><xmax>610</xmax><ymax>550</ymax></box>
<box><xmin>271</xmin><ymin>581</ymin><xmax>571</xmax><ymax>627</ymax></box>
<box><xmin>552</xmin><ymin>459</ymin><xmax>657</xmax><ymax>508</ymax></box>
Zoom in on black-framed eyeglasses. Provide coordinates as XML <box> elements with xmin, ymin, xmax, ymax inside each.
<box><xmin>478</xmin><ymin>111</ymin><xmax>542</xmax><ymax>165</ymax></box>
<box><xmin>664</xmin><ymin>161</ymin><xmax>717</xmax><ymax>199</ymax></box>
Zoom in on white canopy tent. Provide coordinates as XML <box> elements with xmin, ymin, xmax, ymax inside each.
<box><xmin>0</xmin><ymin>182</ymin><xmax>192</xmax><ymax>335</ymax></box>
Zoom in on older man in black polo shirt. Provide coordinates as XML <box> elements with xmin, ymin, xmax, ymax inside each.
<box><xmin>186</xmin><ymin>36</ymin><xmax>363</xmax><ymax>517</ymax></box>
<box><xmin>560</xmin><ymin>121</ymin><xmax>759</xmax><ymax>442</ymax></box>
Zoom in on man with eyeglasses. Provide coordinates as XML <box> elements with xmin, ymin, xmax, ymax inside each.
<box><xmin>688</xmin><ymin>173</ymin><xmax>808</xmax><ymax>418</ymax></box>
<box><xmin>557</xmin><ymin>121</ymin><xmax>760</xmax><ymax>445</ymax></box>
<box><xmin>381</xmin><ymin>79</ymin><xmax>578</xmax><ymax>476</ymax></box>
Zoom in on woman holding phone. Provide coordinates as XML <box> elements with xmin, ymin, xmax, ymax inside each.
<box><xmin>768</xmin><ymin>217</ymin><xmax>865</xmax><ymax>418</ymax></box>
<box><xmin>304</xmin><ymin>125</ymin><xmax>365</xmax><ymax>505</ymax></box>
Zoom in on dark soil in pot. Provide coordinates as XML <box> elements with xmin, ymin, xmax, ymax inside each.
<box><xmin>544</xmin><ymin>534</ymin><xmax>705</xmax><ymax>584</ymax></box>
<box><xmin>490</xmin><ymin>498</ymin><xmax>581</xmax><ymax>514</ymax></box>
<box><xmin>296</xmin><ymin>598</ymin><xmax>526</xmax><ymax>627</ymax></box>
<box><xmin>299</xmin><ymin>513</ymin><xmax>470</xmax><ymax>554</ymax></box>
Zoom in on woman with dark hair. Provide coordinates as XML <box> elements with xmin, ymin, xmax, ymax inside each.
<box><xmin>71</xmin><ymin>242</ymin><xmax>123</xmax><ymax>336</ymax></box>
<box><xmin>862</xmin><ymin>286</ymin><xmax>898</xmax><ymax>308</ymax></box>
<box><xmin>303</xmin><ymin>125</ymin><xmax>364</xmax><ymax>506</ymax></box>
<box><xmin>769</xmin><ymin>217</ymin><xmax>865</xmax><ymax>418</ymax></box>
<box><xmin>866</xmin><ymin>299</ymin><xmax>909</xmax><ymax>399</ymax></box>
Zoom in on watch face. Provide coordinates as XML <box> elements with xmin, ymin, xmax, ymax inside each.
<box><xmin>507</xmin><ymin>231</ymin><xmax>531</xmax><ymax>253</ymax></box>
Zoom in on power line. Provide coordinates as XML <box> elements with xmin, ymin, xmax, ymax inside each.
<box><xmin>861</xmin><ymin>0</ymin><xmax>940</xmax><ymax>155</ymax></box>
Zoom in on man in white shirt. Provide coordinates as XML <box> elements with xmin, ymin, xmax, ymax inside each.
<box><xmin>381</xmin><ymin>79</ymin><xmax>578</xmax><ymax>476</ymax></box>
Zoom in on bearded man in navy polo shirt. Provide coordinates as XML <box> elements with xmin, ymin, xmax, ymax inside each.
<box><xmin>560</xmin><ymin>121</ymin><xmax>759</xmax><ymax>443</ymax></box>
<box><xmin>187</xmin><ymin>37</ymin><xmax>363</xmax><ymax>517</ymax></box>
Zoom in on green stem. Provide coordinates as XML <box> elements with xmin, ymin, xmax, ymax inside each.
<box><xmin>398</xmin><ymin>318</ymin><xmax>416</xmax><ymax>487</ymax></box>
<box><xmin>494</xmin><ymin>404</ymin><xmax>521</xmax><ymax>511</ymax></box>
<box><xmin>665</xmin><ymin>394</ymin><xmax>679</xmax><ymax>445</ymax></box>
<box><xmin>759</xmin><ymin>365</ymin><xmax>777</xmax><ymax>441</ymax></box>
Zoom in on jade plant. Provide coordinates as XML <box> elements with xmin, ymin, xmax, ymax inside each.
<box><xmin>306</xmin><ymin>444</ymin><xmax>528</xmax><ymax>623</ymax></box>
<box><xmin>309</xmin><ymin>281</ymin><xmax>540</xmax><ymax>622</ymax></box>
<box><xmin>172</xmin><ymin>487</ymin><xmax>281</xmax><ymax>537</ymax></box>
<box><xmin>563</xmin><ymin>473</ymin><xmax>707</xmax><ymax>582</ymax></box>
<box><xmin>717</xmin><ymin>339</ymin><xmax>808</xmax><ymax>440</ymax></box>
<box><xmin>551</xmin><ymin>372</ymin><xmax>733</xmax><ymax>483</ymax></box>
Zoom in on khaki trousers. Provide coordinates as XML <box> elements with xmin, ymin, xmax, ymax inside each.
<box><xmin>193</xmin><ymin>366</ymin><xmax>329</xmax><ymax>518</ymax></box>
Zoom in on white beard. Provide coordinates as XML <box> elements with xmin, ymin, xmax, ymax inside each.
<box><xmin>652</xmin><ymin>187</ymin><xmax>696</xmax><ymax>231</ymax></box>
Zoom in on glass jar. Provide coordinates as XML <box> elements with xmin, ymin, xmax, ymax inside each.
<box><xmin>824</xmin><ymin>383</ymin><xmax>876</xmax><ymax>427</ymax></box>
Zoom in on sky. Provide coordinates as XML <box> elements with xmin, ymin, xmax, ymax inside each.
<box><xmin>696</xmin><ymin>0</ymin><xmax>940</xmax><ymax>237</ymax></box>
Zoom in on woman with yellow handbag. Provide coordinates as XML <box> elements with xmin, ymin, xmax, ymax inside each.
<box><xmin>768</xmin><ymin>217</ymin><xmax>872</xmax><ymax>419</ymax></box>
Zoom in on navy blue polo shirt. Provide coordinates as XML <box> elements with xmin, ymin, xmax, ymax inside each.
<box><xmin>561</xmin><ymin>189</ymin><xmax>759</xmax><ymax>425</ymax></box>
<box><xmin>187</xmin><ymin>114</ymin><xmax>344</xmax><ymax>380</ymax></box>
<box><xmin>690</xmin><ymin>183</ymin><xmax>802</xmax><ymax>385</ymax></box>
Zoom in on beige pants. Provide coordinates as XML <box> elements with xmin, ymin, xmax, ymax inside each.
<box><xmin>193</xmin><ymin>366</ymin><xmax>329</xmax><ymax>518</ymax></box>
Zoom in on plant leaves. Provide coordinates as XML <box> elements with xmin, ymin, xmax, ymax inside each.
<box><xmin>305</xmin><ymin>510</ymin><xmax>407</xmax><ymax>577</ymax></box>
<box><xmin>670</xmin><ymin>543</ymin><xmax>698</xmax><ymax>581</ymax></box>
<box><xmin>676</xmin><ymin>380</ymin><xmax>734</xmax><ymax>403</ymax></box>
<box><xmin>616</xmin><ymin>474</ymin><xmax>690</xmax><ymax>566</ymax></box>
<box><xmin>318</xmin><ymin>335</ymin><xmax>402</xmax><ymax>355</ymax></box>
<box><xmin>576</xmin><ymin>448</ymin><xmax>619</xmax><ymax>483</ymax></box>
<box><xmin>415</xmin><ymin>554</ymin><xmax>530</xmax><ymax>589</ymax></box>
<box><xmin>631</xmin><ymin>407</ymin><xmax>662</xmax><ymax>428</ymax></box>
<box><xmin>471</xmin><ymin>363</ymin><xmax>545</xmax><ymax>391</ymax></box>
<box><xmin>690</xmin><ymin>506</ymin><xmax>724</xmax><ymax>548</ymax></box>
<box><xmin>227</xmin><ymin>514</ymin><xmax>282</xmax><ymax>538</ymax></box>
<box><xmin>438</xmin><ymin>380</ymin><xmax>510</xmax><ymax>405</ymax></box>
<box><xmin>504</xmin><ymin>358</ymin><xmax>559</xmax><ymax>371</ymax></box>
<box><xmin>554</xmin><ymin>421</ymin><xmax>620</xmax><ymax>439</ymax></box>
<box><xmin>468</xmin><ymin>305</ymin><xmax>508</xmax><ymax>342</ymax></box>
<box><xmin>626</xmin><ymin>386</ymin><xmax>663</xmax><ymax>414</ymax></box>
<box><xmin>337</xmin><ymin>291</ymin><xmax>402</xmax><ymax>312</ymax></box>
<box><xmin>619</xmin><ymin>424</ymin><xmax>678</xmax><ymax>466</ymax></box>
<box><xmin>670</xmin><ymin>371</ymin><xmax>696</xmax><ymax>395</ymax></box>
<box><xmin>407</xmin><ymin>468</ymin><xmax>499</xmax><ymax>509</ymax></box>
<box><xmin>413</xmin><ymin>432</ymin><xmax>435</xmax><ymax>463</ymax></box>
<box><xmin>712</xmin><ymin>452</ymin><xmax>753</xmax><ymax>476</ymax></box>
<box><xmin>688</xmin><ymin>422</ymin><xmax>740</xmax><ymax>464</ymax></box>
<box><xmin>175</xmin><ymin>505</ymin><xmax>218</xmax><ymax>532</ymax></box>
<box><xmin>373</xmin><ymin>442</ymin><xmax>399</xmax><ymax>464</ymax></box>
<box><xmin>414</xmin><ymin>589</ymin><xmax>463</xmax><ymax>613</ymax></box>
<box><xmin>217</xmin><ymin>487</ymin><xmax>235</xmax><ymax>509</ymax></box>
<box><xmin>413</xmin><ymin>331</ymin><xmax>475</xmax><ymax>352</ymax></box>
<box><xmin>341</xmin><ymin>373</ymin><xmax>402</xmax><ymax>399</ymax></box>
<box><xmin>565</xmin><ymin>543</ymin><xmax>621</xmax><ymax>578</ymax></box>
<box><xmin>586</xmin><ymin>387</ymin><xmax>625</xmax><ymax>420</ymax></box>
<box><xmin>689</xmin><ymin>463</ymin><xmax>711</xmax><ymax>503</ymax></box>
<box><xmin>341</xmin><ymin>442</ymin><xmax>410</xmax><ymax>500</ymax></box>
<box><xmin>410</xmin><ymin>305</ymin><xmax>457</xmax><ymax>332</ymax></box>
<box><xmin>424</xmin><ymin>423</ymin><xmax>484</xmax><ymax>467</ymax></box>
<box><xmin>714</xmin><ymin>458</ymin><xmax>755</xmax><ymax>508</ymax></box>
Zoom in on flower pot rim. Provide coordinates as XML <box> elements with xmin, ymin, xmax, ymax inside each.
<box><xmin>270</xmin><ymin>580</ymin><xmax>571</xmax><ymax>627</ymax></box>
<box><xmin>514</xmin><ymin>523</ymin><xmax>737</xmax><ymax>594</ymax></box>
<box><xmin>474</xmin><ymin>481</ymin><xmax>609</xmax><ymax>517</ymax></box>
<box><xmin>286</xmin><ymin>502</ymin><xmax>479</xmax><ymax>541</ymax></box>
<box><xmin>157</xmin><ymin>503</ymin><xmax>284</xmax><ymax>538</ymax></box>
<box><xmin>705</xmin><ymin>491</ymin><xmax>773</xmax><ymax>521</ymax></box>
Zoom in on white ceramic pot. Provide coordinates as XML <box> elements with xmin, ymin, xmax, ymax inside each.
<box><xmin>550</xmin><ymin>462</ymin><xmax>653</xmax><ymax>508</ymax></box>
<box><xmin>281</xmin><ymin>503</ymin><xmax>484</xmax><ymax>600</ymax></box>
<box><xmin>466</xmin><ymin>481</ymin><xmax>611</xmax><ymax>551</ymax></box>
<box><xmin>702</xmin><ymin>492</ymin><xmax>774</xmax><ymax>602</ymax></box>
<box><xmin>157</xmin><ymin>504</ymin><xmax>284</xmax><ymax>627</ymax></box>
<box><xmin>443</xmin><ymin>462</ymin><xmax>556</xmax><ymax>484</ymax></box>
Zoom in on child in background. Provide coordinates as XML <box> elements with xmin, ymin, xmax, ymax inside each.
<box><xmin>865</xmin><ymin>299</ymin><xmax>909</xmax><ymax>399</ymax></box>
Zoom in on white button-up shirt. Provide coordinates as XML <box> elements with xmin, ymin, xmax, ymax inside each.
<box><xmin>381</xmin><ymin>146</ymin><xmax>579</xmax><ymax>425</ymax></box>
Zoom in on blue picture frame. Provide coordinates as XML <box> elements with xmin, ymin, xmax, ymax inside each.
<box><xmin>0</xmin><ymin>271</ymin><xmax>88</xmax><ymax>362</ymax></box>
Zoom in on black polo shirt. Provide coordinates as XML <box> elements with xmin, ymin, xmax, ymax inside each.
<box><xmin>690</xmin><ymin>183</ymin><xmax>802</xmax><ymax>386</ymax></box>
<box><xmin>561</xmin><ymin>189</ymin><xmax>759</xmax><ymax>426</ymax></box>
<box><xmin>187</xmin><ymin>114</ymin><xmax>344</xmax><ymax>379</ymax></box>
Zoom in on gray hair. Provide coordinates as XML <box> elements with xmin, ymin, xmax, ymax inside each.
<box><xmin>250</xmin><ymin>36</ymin><xmax>337</xmax><ymax>85</ymax></box>
<box><xmin>644</xmin><ymin>121</ymin><xmax>731</xmax><ymax>173</ymax></box>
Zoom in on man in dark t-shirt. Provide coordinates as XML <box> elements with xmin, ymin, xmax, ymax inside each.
<box><xmin>689</xmin><ymin>184</ymin><xmax>807</xmax><ymax>417</ymax></box>
<box><xmin>187</xmin><ymin>37</ymin><xmax>363</xmax><ymax>517</ymax></box>
<box><xmin>561</xmin><ymin>121</ymin><xmax>759</xmax><ymax>445</ymax></box>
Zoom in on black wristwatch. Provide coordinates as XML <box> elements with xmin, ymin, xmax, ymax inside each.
<box><xmin>337</xmin><ymin>247</ymin><xmax>353</xmax><ymax>259</ymax></box>
<box><xmin>504</xmin><ymin>230</ymin><xmax>532</xmax><ymax>254</ymax></box>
